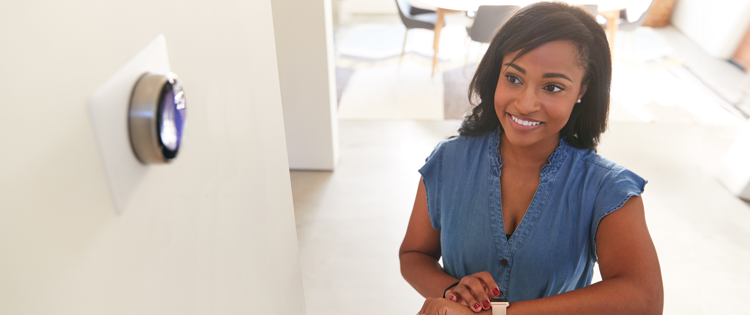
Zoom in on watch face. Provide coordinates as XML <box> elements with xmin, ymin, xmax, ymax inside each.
<box><xmin>159</xmin><ymin>78</ymin><xmax>186</xmax><ymax>156</ymax></box>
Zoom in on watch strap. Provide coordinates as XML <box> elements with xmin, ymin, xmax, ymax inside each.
<box><xmin>490</xmin><ymin>301</ymin><xmax>509</xmax><ymax>315</ymax></box>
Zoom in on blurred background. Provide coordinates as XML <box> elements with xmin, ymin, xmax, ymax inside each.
<box><xmin>1</xmin><ymin>0</ymin><xmax>750</xmax><ymax>314</ymax></box>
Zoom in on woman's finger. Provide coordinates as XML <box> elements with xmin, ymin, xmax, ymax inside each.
<box><xmin>474</xmin><ymin>271</ymin><xmax>501</xmax><ymax>297</ymax></box>
<box><xmin>463</xmin><ymin>275</ymin><xmax>491</xmax><ymax>311</ymax></box>
<box><xmin>445</xmin><ymin>288</ymin><xmax>457</xmax><ymax>302</ymax></box>
<box><xmin>452</xmin><ymin>282</ymin><xmax>482</xmax><ymax>312</ymax></box>
<box><xmin>445</xmin><ymin>289</ymin><xmax>468</xmax><ymax>306</ymax></box>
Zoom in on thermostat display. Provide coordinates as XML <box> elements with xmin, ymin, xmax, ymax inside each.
<box><xmin>129</xmin><ymin>72</ymin><xmax>186</xmax><ymax>164</ymax></box>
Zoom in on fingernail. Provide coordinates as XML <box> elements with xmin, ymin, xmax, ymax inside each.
<box><xmin>474</xmin><ymin>303</ymin><xmax>481</xmax><ymax>310</ymax></box>
<box><xmin>493</xmin><ymin>288</ymin><xmax>500</xmax><ymax>295</ymax></box>
<box><xmin>482</xmin><ymin>300</ymin><xmax>490</xmax><ymax>309</ymax></box>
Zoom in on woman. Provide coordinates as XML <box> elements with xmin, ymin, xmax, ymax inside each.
<box><xmin>399</xmin><ymin>2</ymin><xmax>663</xmax><ymax>314</ymax></box>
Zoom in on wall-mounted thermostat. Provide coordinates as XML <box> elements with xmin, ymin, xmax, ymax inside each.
<box><xmin>90</xmin><ymin>34</ymin><xmax>177</xmax><ymax>212</ymax></box>
<box><xmin>129</xmin><ymin>72</ymin><xmax>186</xmax><ymax>164</ymax></box>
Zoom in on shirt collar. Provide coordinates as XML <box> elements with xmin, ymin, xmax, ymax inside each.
<box><xmin>492</xmin><ymin>127</ymin><xmax>569</xmax><ymax>182</ymax></box>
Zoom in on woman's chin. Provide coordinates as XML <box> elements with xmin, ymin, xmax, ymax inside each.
<box><xmin>504</xmin><ymin>134</ymin><xmax>538</xmax><ymax>148</ymax></box>
<box><xmin>501</xmin><ymin>124</ymin><xmax>539</xmax><ymax>146</ymax></box>
<box><xmin>501</xmin><ymin>125</ymin><xmax>561</xmax><ymax>150</ymax></box>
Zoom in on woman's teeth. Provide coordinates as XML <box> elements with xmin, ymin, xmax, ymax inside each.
<box><xmin>511</xmin><ymin>115</ymin><xmax>541</xmax><ymax>126</ymax></box>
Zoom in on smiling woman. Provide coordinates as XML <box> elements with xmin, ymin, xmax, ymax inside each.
<box><xmin>399</xmin><ymin>2</ymin><xmax>663</xmax><ymax>315</ymax></box>
<box><xmin>460</xmin><ymin>1</ymin><xmax>611</xmax><ymax>151</ymax></box>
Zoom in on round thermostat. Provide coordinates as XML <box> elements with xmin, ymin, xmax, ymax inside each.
<box><xmin>128</xmin><ymin>72</ymin><xmax>186</xmax><ymax>164</ymax></box>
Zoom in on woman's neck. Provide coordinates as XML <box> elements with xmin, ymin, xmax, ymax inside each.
<box><xmin>500</xmin><ymin>133</ymin><xmax>561</xmax><ymax>168</ymax></box>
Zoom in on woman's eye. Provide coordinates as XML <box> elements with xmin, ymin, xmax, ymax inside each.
<box><xmin>506</xmin><ymin>74</ymin><xmax>521</xmax><ymax>84</ymax></box>
<box><xmin>544</xmin><ymin>85</ymin><xmax>564</xmax><ymax>92</ymax></box>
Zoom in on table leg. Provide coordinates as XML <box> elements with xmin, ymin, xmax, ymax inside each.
<box><xmin>601</xmin><ymin>10</ymin><xmax>620</xmax><ymax>55</ymax></box>
<box><xmin>432</xmin><ymin>8</ymin><xmax>446</xmax><ymax>77</ymax></box>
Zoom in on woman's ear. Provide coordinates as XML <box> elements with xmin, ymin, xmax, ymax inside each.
<box><xmin>577</xmin><ymin>83</ymin><xmax>588</xmax><ymax>101</ymax></box>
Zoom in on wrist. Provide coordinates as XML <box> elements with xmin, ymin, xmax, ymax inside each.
<box><xmin>504</xmin><ymin>303</ymin><xmax>519</xmax><ymax>315</ymax></box>
<box><xmin>443</xmin><ymin>281</ymin><xmax>460</xmax><ymax>298</ymax></box>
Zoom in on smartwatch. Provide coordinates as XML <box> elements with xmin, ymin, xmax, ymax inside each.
<box><xmin>490</xmin><ymin>299</ymin><xmax>510</xmax><ymax>315</ymax></box>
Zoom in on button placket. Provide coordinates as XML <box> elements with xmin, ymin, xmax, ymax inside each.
<box><xmin>489</xmin><ymin>129</ymin><xmax>513</xmax><ymax>303</ymax></box>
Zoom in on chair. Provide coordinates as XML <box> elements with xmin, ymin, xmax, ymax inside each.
<box><xmin>610</xmin><ymin>0</ymin><xmax>655</xmax><ymax>59</ymax></box>
<box><xmin>407</xmin><ymin>0</ymin><xmax>435</xmax><ymax>16</ymax></box>
<box><xmin>464</xmin><ymin>5</ymin><xmax>519</xmax><ymax>69</ymax></box>
<box><xmin>579</xmin><ymin>4</ymin><xmax>616</xmax><ymax>30</ymax></box>
<box><xmin>583</xmin><ymin>4</ymin><xmax>598</xmax><ymax>16</ymax></box>
<box><xmin>617</xmin><ymin>0</ymin><xmax>655</xmax><ymax>32</ymax></box>
<box><xmin>598</xmin><ymin>0</ymin><xmax>654</xmax><ymax>31</ymax></box>
<box><xmin>582</xmin><ymin>4</ymin><xmax>609</xmax><ymax>29</ymax></box>
<box><xmin>395</xmin><ymin>0</ymin><xmax>441</xmax><ymax>60</ymax></box>
<box><xmin>466</xmin><ymin>5</ymin><xmax>519</xmax><ymax>44</ymax></box>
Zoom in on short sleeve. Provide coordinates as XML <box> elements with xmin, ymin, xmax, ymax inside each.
<box><xmin>590</xmin><ymin>166</ymin><xmax>647</xmax><ymax>260</ymax></box>
<box><xmin>418</xmin><ymin>140</ymin><xmax>447</xmax><ymax>231</ymax></box>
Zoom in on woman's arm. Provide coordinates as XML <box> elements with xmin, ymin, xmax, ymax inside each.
<box><xmin>399</xmin><ymin>178</ymin><xmax>460</xmax><ymax>298</ymax></box>
<box><xmin>508</xmin><ymin>195</ymin><xmax>663</xmax><ymax>314</ymax></box>
<box><xmin>403</xmin><ymin>178</ymin><xmax>502</xmax><ymax>312</ymax></box>
<box><xmin>418</xmin><ymin>195</ymin><xmax>663</xmax><ymax>315</ymax></box>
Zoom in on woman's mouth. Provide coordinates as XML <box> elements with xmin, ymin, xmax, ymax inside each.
<box><xmin>507</xmin><ymin>113</ymin><xmax>544</xmax><ymax>130</ymax></box>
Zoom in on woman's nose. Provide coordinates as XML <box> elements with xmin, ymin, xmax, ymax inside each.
<box><xmin>515</xmin><ymin>88</ymin><xmax>541</xmax><ymax>114</ymax></box>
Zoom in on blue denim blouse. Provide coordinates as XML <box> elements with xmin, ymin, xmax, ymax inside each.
<box><xmin>418</xmin><ymin>128</ymin><xmax>646</xmax><ymax>303</ymax></box>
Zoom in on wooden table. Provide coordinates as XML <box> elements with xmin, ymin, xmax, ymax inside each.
<box><xmin>420</xmin><ymin>0</ymin><xmax>627</xmax><ymax>75</ymax></box>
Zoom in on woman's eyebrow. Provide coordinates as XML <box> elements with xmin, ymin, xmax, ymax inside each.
<box><xmin>504</xmin><ymin>63</ymin><xmax>573</xmax><ymax>82</ymax></box>
<box><xmin>542</xmin><ymin>73</ymin><xmax>573</xmax><ymax>82</ymax></box>
<box><xmin>504</xmin><ymin>63</ymin><xmax>525</xmax><ymax>74</ymax></box>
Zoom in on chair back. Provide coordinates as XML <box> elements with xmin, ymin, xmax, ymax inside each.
<box><xmin>583</xmin><ymin>4</ymin><xmax>598</xmax><ymax>16</ymax></box>
<box><xmin>467</xmin><ymin>5</ymin><xmax>520</xmax><ymax>43</ymax></box>
<box><xmin>395</xmin><ymin>0</ymin><xmax>437</xmax><ymax>30</ymax></box>
<box><xmin>619</xmin><ymin>0</ymin><xmax>654</xmax><ymax>32</ymax></box>
<box><xmin>395</xmin><ymin>0</ymin><xmax>414</xmax><ymax>23</ymax></box>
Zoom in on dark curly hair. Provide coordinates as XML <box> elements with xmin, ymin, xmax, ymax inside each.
<box><xmin>458</xmin><ymin>1</ymin><xmax>612</xmax><ymax>150</ymax></box>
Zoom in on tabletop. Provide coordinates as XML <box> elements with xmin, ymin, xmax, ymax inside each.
<box><xmin>418</xmin><ymin>0</ymin><xmax>628</xmax><ymax>12</ymax></box>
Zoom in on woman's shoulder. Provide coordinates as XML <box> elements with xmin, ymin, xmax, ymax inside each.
<box><xmin>423</xmin><ymin>131</ymin><xmax>496</xmax><ymax>167</ymax></box>
<box><xmin>437</xmin><ymin>131</ymin><xmax>496</xmax><ymax>152</ymax></box>
<box><xmin>565</xmin><ymin>145</ymin><xmax>647</xmax><ymax>194</ymax></box>
<box><xmin>567</xmin><ymin>145</ymin><xmax>622</xmax><ymax>173</ymax></box>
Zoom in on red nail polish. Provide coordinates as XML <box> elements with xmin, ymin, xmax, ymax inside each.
<box><xmin>474</xmin><ymin>303</ymin><xmax>481</xmax><ymax>310</ymax></box>
<box><xmin>493</xmin><ymin>288</ymin><xmax>500</xmax><ymax>295</ymax></box>
<box><xmin>482</xmin><ymin>300</ymin><xmax>490</xmax><ymax>309</ymax></box>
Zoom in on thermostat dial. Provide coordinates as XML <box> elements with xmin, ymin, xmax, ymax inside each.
<box><xmin>128</xmin><ymin>72</ymin><xmax>186</xmax><ymax>164</ymax></box>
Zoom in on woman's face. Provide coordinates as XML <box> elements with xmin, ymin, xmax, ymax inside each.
<box><xmin>494</xmin><ymin>40</ymin><xmax>588</xmax><ymax>149</ymax></box>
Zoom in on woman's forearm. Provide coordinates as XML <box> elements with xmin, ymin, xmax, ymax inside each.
<box><xmin>507</xmin><ymin>276</ymin><xmax>663</xmax><ymax>315</ymax></box>
<box><xmin>400</xmin><ymin>251</ymin><xmax>459</xmax><ymax>298</ymax></box>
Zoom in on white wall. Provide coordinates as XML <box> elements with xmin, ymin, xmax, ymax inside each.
<box><xmin>671</xmin><ymin>0</ymin><xmax>750</xmax><ymax>59</ymax></box>
<box><xmin>0</xmin><ymin>1</ymin><xmax>306</xmax><ymax>314</ymax></box>
<box><xmin>273</xmin><ymin>0</ymin><xmax>340</xmax><ymax>170</ymax></box>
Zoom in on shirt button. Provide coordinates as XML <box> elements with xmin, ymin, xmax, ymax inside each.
<box><xmin>498</xmin><ymin>290</ymin><xmax>503</xmax><ymax>296</ymax></box>
<box><xmin>501</xmin><ymin>259</ymin><xmax>508</xmax><ymax>266</ymax></box>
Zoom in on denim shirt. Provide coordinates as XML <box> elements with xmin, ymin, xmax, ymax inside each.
<box><xmin>418</xmin><ymin>129</ymin><xmax>646</xmax><ymax>303</ymax></box>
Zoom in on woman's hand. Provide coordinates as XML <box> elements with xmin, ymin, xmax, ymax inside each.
<box><xmin>418</xmin><ymin>297</ymin><xmax>487</xmax><ymax>315</ymax></box>
<box><xmin>444</xmin><ymin>271</ymin><xmax>501</xmax><ymax>313</ymax></box>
